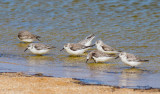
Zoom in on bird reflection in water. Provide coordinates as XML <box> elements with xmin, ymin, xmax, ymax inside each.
<box><xmin>25</xmin><ymin>55</ymin><xmax>55</xmax><ymax>65</ymax></box>
<box><xmin>86</xmin><ymin>63</ymin><xmax>118</xmax><ymax>78</ymax></box>
<box><xmin>16</xmin><ymin>42</ymin><xmax>30</xmax><ymax>52</ymax></box>
<box><xmin>87</xmin><ymin>63</ymin><xmax>116</xmax><ymax>71</ymax></box>
<box><xmin>25</xmin><ymin>55</ymin><xmax>55</xmax><ymax>74</ymax></box>
<box><xmin>119</xmin><ymin>68</ymin><xmax>144</xmax><ymax>88</ymax></box>
<box><xmin>59</xmin><ymin>55</ymin><xmax>86</xmax><ymax>64</ymax></box>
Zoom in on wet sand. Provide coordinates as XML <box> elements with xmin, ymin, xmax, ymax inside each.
<box><xmin>0</xmin><ymin>72</ymin><xmax>159</xmax><ymax>94</ymax></box>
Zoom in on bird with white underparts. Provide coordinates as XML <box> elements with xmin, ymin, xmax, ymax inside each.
<box><xmin>18</xmin><ymin>31</ymin><xmax>41</xmax><ymax>42</ymax></box>
<box><xmin>60</xmin><ymin>43</ymin><xmax>95</xmax><ymax>56</ymax></box>
<box><xmin>115</xmin><ymin>52</ymin><xmax>149</xmax><ymax>68</ymax></box>
<box><xmin>78</xmin><ymin>34</ymin><xmax>95</xmax><ymax>46</ymax></box>
<box><xmin>60</xmin><ymin>34</ymin><xmax>95</xmax><ymax>56</ymax></box>
<box><xmin>24</xmin><ymin>43</ymin><xmax>56</xmax><ymax>55</ymax></box>
<box><xmin>86</xmin><ymin>50</ymin><xmax>115</xmax><ymax>63</ymax></box>
<box><xmin>95</xmin><ymin>40</ymin><xmax>121</xmax><ymax>54</ymax></box>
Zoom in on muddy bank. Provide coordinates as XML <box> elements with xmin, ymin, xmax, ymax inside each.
<box><xmin>0</xmin><ymin>72</ymin><xmax>159</xmax><ymax>94</ymax></box>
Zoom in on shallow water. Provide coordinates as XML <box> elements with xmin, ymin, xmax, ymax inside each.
<box><xmin>0</xmin><ymin>0</ymin><xmax>160</xmax><ymax>89</ymax></box>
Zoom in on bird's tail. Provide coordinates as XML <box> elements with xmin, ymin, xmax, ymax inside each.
<box><xmin>50</xmin><ymin>46</ymin><xmax>56</xmax><ymax>49</ymax></box>
<box><xmin>86</xmin><ymin>34</ymin><xmax>95</xmax><ymax>39</ymax></box>
<box><xmin>83</xmin><ymin>44</ymin><xmax>95</xmax><ymax>49</ymax></box>
<box><xmin>139</xmin><ymin>60</ymin><xmax>149</xmax><ymax>62</ymax></box>
<box><xmin>47</xmin><ymin>46</ymin><xmax>56</xmax><ymax>49</ymax></box>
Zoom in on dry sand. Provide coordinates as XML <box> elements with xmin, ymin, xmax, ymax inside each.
<box><xmin>0</xmin><ymin>72</ymin><xmax>159</xmax><ymax>94</ymax></box>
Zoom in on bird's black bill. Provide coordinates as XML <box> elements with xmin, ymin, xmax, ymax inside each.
<box><xmin>86</xmin><ymin>59</ymin><xmax>89</xmax><ymax>63</ymax></box>
<box><xmin>60</xmin><ymin>48</ymin><xmax>64</xmax><ymax>51</ymax></box>
<box><xmin>24</xmin><ymin>48</ymin><xmax>28</xmax><ymax>52</ymax></box>
<box><xmin>115</xmin><ymin>56</ymin><xmax>119</xmax><ymax>59</ymax></box>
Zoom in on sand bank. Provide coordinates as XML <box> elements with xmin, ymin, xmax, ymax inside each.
<box><xmin>0</xmin><ymin>72</ymin><xmax>159</xmax><ymax>94</ymax></box>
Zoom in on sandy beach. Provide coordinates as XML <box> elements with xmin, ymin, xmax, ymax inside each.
<box><xmin>0</xmin><ymin>72</ymin><xmax>159</xmax><ymax>94</ymax></box>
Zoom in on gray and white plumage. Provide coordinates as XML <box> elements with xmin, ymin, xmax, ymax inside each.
<box><xmin>86</xmin><ymin>50</ymin><xmax>115</xmax><ymax>63</ymax></box>
<box><xmin>95</xmin><ymin>40</ymin><xmax>121</xmax><ymax>54</ymax></box>
<box><xmin>18</xmin><ymin>31</ymin><xmax>41</xmax><ymax>42</ymax></box>
<box><xmin>61</xmin><ymin>43</ymin><xmax>95</xmax><ymax>55</ymax></box>
<box><xmin>78</xmin><ymin>34</ymin><xmax>95</xmax><ymax>46</ymax></box>
<box><xmin>24</xmin><ymin>43</ymin><xmax>55</xmax><ymax>55</ymax></box>
<box><xmin>116</xmin><ymin>52</ymin><xmax>149</xmax><ymax>67</ymax></box>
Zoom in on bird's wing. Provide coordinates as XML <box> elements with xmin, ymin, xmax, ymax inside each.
<box><xmin>18</xmin><ymin>33</ymin><xmax>35</xmax><ymax>39</ymax></box>
<box><xmin>102</xmin><ymin>45</ymin><xmax>115</xmax><ymax>51</ymax></box>
<box><xmin>34</xmin><ymin>44</ymin><xmax>46</xmax><ymax>50</ymax></box>
<box><xmin>126</xmin><ymin>53</ymin><xmax>139</xmax><ymax>61</ymax></box>
<box><xmin>70</xmin><ymin>44</ymin><xmax>84</xmax><ymax>51</ymax></box>
<box><xmin>78</xmin><ymin>34</ymin><xmax>95</xmax><ymax>45</ymax></box>
<box><xmin>92</xmin><ymin>51</ymin><xmax>113</xmax><ymax>58</ymax></box>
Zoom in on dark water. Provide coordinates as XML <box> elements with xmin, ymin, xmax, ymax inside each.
<box><xmin>0</xmin><ymin>0</ymin><xmax>160</xmax><ymax>89</ymax></box>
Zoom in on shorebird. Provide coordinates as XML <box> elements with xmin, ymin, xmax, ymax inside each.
<box><xmin>86</xmin><ymin>50</ymin><xmax>115</xmax><ymax>63</ymax></box>
<box><xmin>78</xmin><ymin>34</ymin><xmax>95</xmax><ymax>46</ymax></box>
<box><xmin>24</xmin><ymin>43</ymin><xmax>56</xmax><ymax>55</ymax></box>
<box><xmin>60</xmin><ymin>43</ymin><xmax>95</xmax><ymax>56</ymax></box>
<box><xmin>115</xmin><ymin>52</ymin><xmax>149</xmax><ymax>67</ymax></box>
<box><xmin>95</xmin><ymin>40</ymin><xmax>121</xmax><ymax>54</ymax></box>
<box><xmin>18</xmin><ymin>31</ymin><xmax>41</xmax><ymax>42</ymax></box>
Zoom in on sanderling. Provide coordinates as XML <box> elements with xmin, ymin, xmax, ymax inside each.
<box><xmin>86</xmin><ymin>50</ymin><xmax>115</xmax><ymax>63</ymax></box>
<box><xmin>115</xmin><ymin>52</ymin><xmax>149</xmax><ymax>67</ymax></box>
<box><xmin>24</xmin><ymin>43</ymin><xmax>56</xmax><ymax>55</ymax></box>
<box><xmin>60</xmin><ymin>43</ymin><xmax>95</xmax><ymax>56</ymax></box>
<box><xmin>95</xmin><ymin>40</ymin><xmax>121</xmax><ymax>54</ymax></box>
<box><xmin>18</xmin><ymin>31</ymin><xmax>41</xmax><ymax>42</ymax></box>
<box><xmin>78</xmin><ymin>34</ymin><xmax>95</xmax><ymax>46</ymax></box>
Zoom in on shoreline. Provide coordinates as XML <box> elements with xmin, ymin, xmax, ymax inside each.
<box><xmin>0</xmin><ymin>72</ymin><xmax>159</xmax><ymax>94</ymax></box>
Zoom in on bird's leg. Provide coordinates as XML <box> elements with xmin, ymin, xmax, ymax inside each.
<box><xmin>93</xmin><ymin>59</ymin><xmax>97</xmax><ymax>63</ymax></box>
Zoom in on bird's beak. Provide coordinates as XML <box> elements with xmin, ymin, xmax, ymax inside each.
<box><xmin>60</xmin><ymin>48</ymin><xmax>64</xmax><ymax>51</ymax></box>
<box><xmin>115</xmin><ymin>56</ymin><xmax>119</xmax><ymax>59</ymax></box>
<box><xmin>24</xmin><ymin>48</ymin><xmax>28</xmax><ymax>52</ymax></box>
<box><xmin>86</xmin><ymin>59</ymin><xmax>89</xmax><ymax>63</ymax></box>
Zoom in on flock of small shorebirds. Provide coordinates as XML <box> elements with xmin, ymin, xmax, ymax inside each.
<box><xmin>18</xmin><ymin>31</ymin><xmax>149</xmax><ymax>68</ymax></box>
